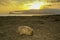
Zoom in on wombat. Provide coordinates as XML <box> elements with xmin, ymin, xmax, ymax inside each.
<box><xmin>17</xmin><ymin>26</ymin><xmax>33</xmax><ymax>36</ymax></box>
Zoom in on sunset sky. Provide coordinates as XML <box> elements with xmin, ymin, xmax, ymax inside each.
<box><xmin>0</xmin><ymin>0</ymin><xmax>60</xmax><ymax>13</ymax></box>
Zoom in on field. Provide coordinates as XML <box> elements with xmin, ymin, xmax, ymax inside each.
<box><xmin>0</xmin><ymin>15</ymin><xmax>60</xmax><ymax>40</ymax></box>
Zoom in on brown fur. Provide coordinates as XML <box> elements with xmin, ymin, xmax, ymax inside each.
<box><xmin>17</xmin><ymin>26</ymin><xmax>33</xmax><ymax>36</ymax></box>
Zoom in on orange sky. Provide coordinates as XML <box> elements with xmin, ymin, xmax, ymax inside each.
<box><xmin>0</xmin><ymin>0</ymin><xmax>49</xmax><ymax>13</ymax></box>
<box><xmin>0</xmin><ymin>0</ymin><xmax>58</xmax><ymax>14</ymax></box>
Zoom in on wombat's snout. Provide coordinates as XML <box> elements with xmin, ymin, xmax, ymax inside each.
<box><xmin>17</xmin><ymin>26</ymin><xmax>33</xmax><ymax>36</ymax></box>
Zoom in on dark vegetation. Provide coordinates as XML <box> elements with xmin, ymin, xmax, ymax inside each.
<box><xmin>0</xmin><ymin>15</ymin><xmax>60</xmax><ymax>40</ymax></box>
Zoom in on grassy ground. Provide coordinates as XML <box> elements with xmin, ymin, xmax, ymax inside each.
<box><xmin>0</xmin><ymin>15</ymin><xmax>60</xmax><ymax>40</ymax></box>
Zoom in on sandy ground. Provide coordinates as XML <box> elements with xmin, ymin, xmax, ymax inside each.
<box><xmin>0</xmin><ymin>15</ymin><xmax>60</xmax><ymax>40</ymax></box>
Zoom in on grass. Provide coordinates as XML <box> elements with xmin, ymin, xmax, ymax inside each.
<box><xmin>0</xmin><ymin>15</ymin><xmax>60</xmax><ymax>40</ymax></box>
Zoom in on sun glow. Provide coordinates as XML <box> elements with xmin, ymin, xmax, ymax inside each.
<box><xmin>24</xmin><ymin>1</ymin><xmax>49</xmax><ymax>10</ymax></box>
<box><xmin>30</xmin><ymin>2</ymin><xmax>46</xmax><ymax>9</ymax></box>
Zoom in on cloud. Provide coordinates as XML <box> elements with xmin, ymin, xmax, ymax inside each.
<box><xmin>0</xmin><ymin>0</ymin><xmax>60</xmax><ymax>13</ymax></box>
<box><xmin>47</xmin><ymin>0</ymin><xmax>60</xmax><ymax>2</ymax></box>
<box><xmin>0</xmin><ymin>0</ymin><xmax>12</xmax><ymax>6</ymax></box>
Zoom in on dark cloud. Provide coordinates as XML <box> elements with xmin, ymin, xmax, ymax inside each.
<box><xmin>55</xmin><ymin>0</ymin><xmax>60</xmax><ymax>1</ymax></box>
<box><xmin>46</xmin><ymin>0</ymin><xmax>60</xmax><ymax>2</ymax></box>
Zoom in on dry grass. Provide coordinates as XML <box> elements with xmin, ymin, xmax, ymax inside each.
<box><xmin>0</xmin><ymin>15</ymin><xmax>60</xmax><ymax>40</ymax></box>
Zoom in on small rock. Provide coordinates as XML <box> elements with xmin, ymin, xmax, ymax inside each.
<box><xmin>17</xmin><ymin>26</ymin><xmax>33</xmax><ymax>36</ymax></box>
